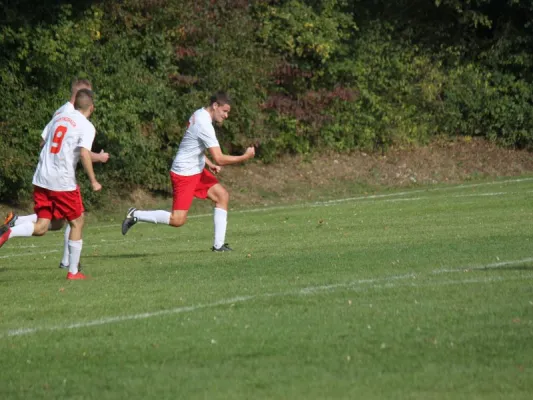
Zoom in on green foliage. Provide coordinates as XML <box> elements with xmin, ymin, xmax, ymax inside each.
<box><xmin>338</xmin><ymin>23</ymin><xmax>442</xmax><ymax>149</ymax></box>
<box><xmin>256</xmin><ymin>0</ymin><xmax>354</xmax><ymax>65</ymax></box>
<box><xmin>437</xmin><ymin>65</ymin><xmax>533</xmax><ymax>147</ymax></box>
<box><xmin>2</xmin><ymin>0</ymin><xmax>533</xmax><ymax>206</ymax></box>
<box><xmin>0</xmin><ymin>4</ymin><xmax>104</xmax><ymax>204</ymax></box>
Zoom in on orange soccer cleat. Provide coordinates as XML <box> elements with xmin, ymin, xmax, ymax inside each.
<box><xmin>3</xmin><ymin>211</ymin><xmax>17</xmax><ymax>227</ymax></box>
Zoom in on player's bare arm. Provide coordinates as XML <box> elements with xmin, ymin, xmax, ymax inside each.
<box><xmin>80</xmin><ymin>148</ymin><xmax>102</xmax><ymax>191</ymax></box>
<box><xmin>41</xmin><ymin>139</ymin><xmax>108</xmax><ymax>163</ymax></box>
<box><xmin>208</xmin><ymin>146</ymin><xmax>255</xmax><ymax>166</ymax></box>
<box><xmin>90</xmin><ymin>149</ymin><xmax>109</xmax><ymax>163</ymax></box>
<box><xmin>204</xmin><ymin>156</ymin><xmax>222</xmax><ymax>174</ymax></box>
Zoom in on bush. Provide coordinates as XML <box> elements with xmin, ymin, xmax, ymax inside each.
<box><xmin>437</xmin><ymin>64</ymin><xmax>533</xmax><ymax>148</ymax></box>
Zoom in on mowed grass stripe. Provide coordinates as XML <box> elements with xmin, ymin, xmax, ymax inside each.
<box><xmin>1</xmin><ymin>176</ymin><xmax>532</xmax><ymax>399</ymax></box>
<box><xmin>2</xmin><ymin>175</ymin><xmax>532</xmax><ymax>256</ymax></box>
<box><xmin>5</xmin><ymin>175</ymin><xmax>527</xmax><ymax>234</ymax></box>
<box><xmin>3</xmin><ymin>257</ymin><xmax>533</xmax><ymax>339</ymax></box>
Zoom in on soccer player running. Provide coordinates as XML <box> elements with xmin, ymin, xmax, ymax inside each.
<box><xmin>3</xmin><ymin>78</ymin><xmax>109</xmax><ymax>270</ymax></box>
<box><xmin>121</xmin><ymin>91</ymin><xmax>255</xmax><ymax>251</ymax></box>
<box><xmin>0</xmin><ymin>89</ymin><xmax>102</xmax><ymax>280</ymax></box>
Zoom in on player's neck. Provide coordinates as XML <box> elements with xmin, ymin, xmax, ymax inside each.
<box><xmin>204</xmin><ymin>106</ymin><xmax>215</xmax><ymax>121</ymax></box>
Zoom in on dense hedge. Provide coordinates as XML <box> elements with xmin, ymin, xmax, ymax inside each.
<box><xmin>1</xmin><ymin>0</ymin><xmax>533</xmax><ymax>205</ymax></box>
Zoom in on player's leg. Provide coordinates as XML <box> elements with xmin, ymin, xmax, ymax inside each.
<box><xmin>65</xmin><ymin>215</ymin><xmax>85</xmax><ymax>279</ymax></box>
<box><xmin>207</xmin><ymin>183</ymin><xmax>231</xmax><ymax>252</ymax></box>
<box><xmin>57</xmin><ymin>187</ymin><xmax>86</xmax><ymax>280</ymax></box>
<box><xmin>121</xmin><ymin>171</ymin><xmax>197</xmax><ymax>235</ymax></box>
<box><xmin>6</xmin><ymin>211</ymin><xmax>65</xmax><ymax>233</ymax></box>
<box><xmin>0</xmin><ymin>217</ymin><xmax>50</xmax><ymax>248</ymax></box>
<box><xmin>169</xmin><ymin>209</ymin><xmax>188</xmax><ymax>227</ymax></box>
<box><xmin>6</xmin><ymin>210</ymin><xmax>73</xmax><ymax>269</ymax></box>
<box><xmin>39</xmin><ymin>203</ymin><xmax>80</xmax><ymax>270</ymax></box>
<box><xmin>0</xmin><ymin>220</ymin><xmax>39</xmax><ymax>248</ymax></box>
<box><xmin>5</xmin><ymin>212</ymin><xmax>36</xmax><ymax>227</ymax></box>
<box><xmin>9</xmin><ymin>207</ymin><xmax>73</xmax><ymax>270</ymax></box>
<box><xmin>194</xmin><ymin>169</ymin><xmax>231</xmax><ymax>252</ymax></box>
<box><xmin>59</xmin><ymin>221</ymin><xmax>75</xmax><ymax>269</ymax></box>
<box><xmin>61</xmin><ymin>184</ymin><xmax>86</xmax><ymax>269</ymax></box>
<box><xmin>0</xmin><ymin>186</ymin><xmax>54</xmax><ymax>248</ymax></box>
<box><xmin>121</xmin><ymin>207</ymin><xmax>172</xmax><ymax>235</ymax></box>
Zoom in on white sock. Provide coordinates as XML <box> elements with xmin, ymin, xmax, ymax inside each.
<box><xmin>8</xmin><ymin>222</ymin><xmax>34</xmax><ymax>237</ymax></box>
<box><xmin>61</xmin><ymin>224</ymin><xmax>71</xmax><ymax>266</ymax></box>
<box><xmin>15</xmin><ymin>214</ymin><xmax>37</xmax><ymax>225</ymax></box>
<box><xmin>134</xmin><ymin>210</ymin><xmax>170</xmax><ymax>225</ymax></box>
<box><xmin>213</xmin><ymin>208</ymin><xmax>227</xmax><ymax>249</ymax></box>
<box><xmin>68</xmin><ymin>240</ymin><xmax>82</xmax><ymax>275</ymax></box>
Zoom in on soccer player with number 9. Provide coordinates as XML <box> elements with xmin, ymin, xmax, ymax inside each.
<box><xmin>0</xmin><ymin>89</ymin><xmax>102</xmax><ymax>280</ymax></box>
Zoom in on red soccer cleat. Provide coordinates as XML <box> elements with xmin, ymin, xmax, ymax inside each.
<box><xmin>0</xmin><ymin>226</ymin><xmax>11</xmax><ymax>248</ymax></box>
<box><xmin>66</xmin><ymin>272</ymin><xmax>87</xmax><ymax>280</ymax></box>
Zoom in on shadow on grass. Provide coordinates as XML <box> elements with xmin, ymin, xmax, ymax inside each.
<box><xmin>481</xmin><ymin>263</ymin><xmax>533</xmax><ymax>271</ymax></box>
<box><xmin>84</xmin><ymin>253</ymin><xmax>162</xmax><ymax>259</ymax></box>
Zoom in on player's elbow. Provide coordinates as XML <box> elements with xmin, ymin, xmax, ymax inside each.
<box><xmin>212</xmin><ymin>155</ymin><xmax>227</xmax><ymax>166</ymax></box>
<box><xmin>80</xmin><ymin>148</ymin><xmax>91</xmax><ymax>160</ymax></box>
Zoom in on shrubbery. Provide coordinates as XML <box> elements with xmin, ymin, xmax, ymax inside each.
<box><xmin>1</xmin><ymin>0</ymin><xmax>533</xmax><ymax>205</ymax></box>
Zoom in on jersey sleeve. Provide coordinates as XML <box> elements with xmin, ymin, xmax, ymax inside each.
<box><xmin>197</xmin><ymin>123</ymin><xmax>220</xmax><ymax>148</ymax></box>
<box><xmin>79</xmin><ymin>123</ymin><xmax>96</xmax><ymax>151</ymax></box>
<box><xmin>41</xmin><ymin>120</ymin><xmax>52</xmax><ymax>140</ymax></box>
<box><xmin>42</xmin><ymin>104</ymin><xmax>67</xmax><ymax>140</ymax></box>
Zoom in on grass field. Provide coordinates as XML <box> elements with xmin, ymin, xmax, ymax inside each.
<box><xmin>1</xmin><ymin>177</ymin><xmax>532</xmax><ymax>399</ymax></box>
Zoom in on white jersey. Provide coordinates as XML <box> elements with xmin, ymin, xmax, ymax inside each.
<box><xmin>41</xmin><ymin>101</ymin><xmax>75</xmax><ymax>140</ymax></box>
<box><xmin>170</xmin><ymin>108</ymin><xmax>220</xmax><ymax>176</ymax></box>
<box><xmin>33</xmin><ymin>110</ymin><xmax>96</xmax><ymax>191</ymax></box>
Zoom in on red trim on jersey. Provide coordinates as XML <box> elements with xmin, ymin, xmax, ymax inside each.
<box><xmin>33</xmin><ymin>185</ymin><xmax>84</xmax><ymax>221</ymax></box>
<box><xmin>170</xmin><ymin>169</ymin><xmax>219</xmax><ymax>211</ymax></box>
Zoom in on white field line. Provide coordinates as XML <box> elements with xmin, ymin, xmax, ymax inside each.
<box><xmin>3</xmin><ymin>258</ymin><xmax>533</xmax><ymax>339</ymax></box>
<box><xmin>452</xmin><ymin>192</ymin><xmax>507</xmax><ymax>198</ymax></box>
<box><xmin>382</xmin><ymin>197</ymin><xmax>422</xmax><ymax>203</ymax></box>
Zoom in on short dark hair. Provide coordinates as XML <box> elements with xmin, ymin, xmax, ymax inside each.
<box><xmin>71</xmin><ymin>78</ymin><xmax>92</xmax><ymax>95</ymax></box>
<box><xmin>209</xmin><ymin>91</ymin><xmax>232</xmax><ymax>107</ymax></box>
<box><xmin>74</xmin><ymin>88</ymin><xmax>94</xmax><ymax>112</ymax></box>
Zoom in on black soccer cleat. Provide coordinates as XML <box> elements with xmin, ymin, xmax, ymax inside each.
<box><xmin>212</xmin><ymin>243</ymin><xmax>233</xmax><ymax>252</ymax></box>
<box><xmin>121</xmin><ymin>207</ymin><xmax>138</xmax><ymax>235</ymax></box>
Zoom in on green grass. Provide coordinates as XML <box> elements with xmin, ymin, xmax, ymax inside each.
<box><xmin>1</xmin><ymin>177</ymin><xmax>533</xmax><ymax>399</ymax></box>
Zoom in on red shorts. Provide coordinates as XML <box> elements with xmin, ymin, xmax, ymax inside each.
<box><xmin>33</xmin><ymin>185</ymin><xmax>84</xmax><ymax>222</ymax></box>
<box><xmin>170</xmin><ymin>169</ymin><xmax>219</xmax><ymax>211</ymax></box>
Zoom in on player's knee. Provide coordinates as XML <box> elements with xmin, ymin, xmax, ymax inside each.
<box><xmin>33</xmin><ymin>221</ymin><xmax>49</xmax><ymax>236</ymax></box>
<box><xmin>220</xmin><ymin>189</ymin><xmax>229</xmax><ymax>203</ymax></box>
<box><xmin>69</xmin><ymin>218</ymin><xmax>84</xmax><ymax>231</ymax></box>
<box><xmin>33</xmin><ymin>229</ymin><xmax>47</xmax><ymax>236</ymax></box>
<box><xmin>215</xmin><ymin>188</ymin><xmax>229</xmax><ymax>206</ymax></box>
<box><xmin>169</xmin><ymin>215</ymin><xmax>186</xmax><ymax>227</ymax></box>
